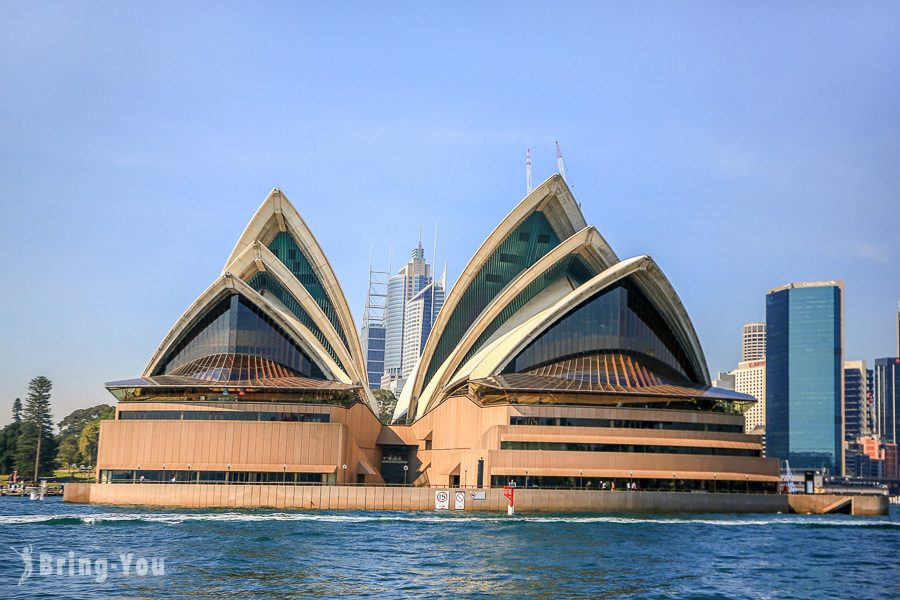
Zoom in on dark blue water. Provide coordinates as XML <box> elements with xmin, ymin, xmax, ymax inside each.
<box><xmin>1</xmin><ymin>497</ymin><xmax>897</xmax><ymax>598</ymax></box>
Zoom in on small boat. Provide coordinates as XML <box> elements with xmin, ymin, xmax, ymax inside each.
<box><xmin>28</xmin><ymin>480</ymin><xmax>48</xmax><ymax>501</ymax></box>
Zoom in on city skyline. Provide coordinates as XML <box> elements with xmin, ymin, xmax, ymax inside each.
<box><xmin>1</xmin><ymin>3</ymin><xmax>899</xmax><ymax>419</ymax></box>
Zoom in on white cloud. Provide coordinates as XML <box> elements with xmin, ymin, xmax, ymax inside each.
<box><xmin>848</xmin><ymin>241</ymin><xmax>890</xmax><ymax>263</ymax></box>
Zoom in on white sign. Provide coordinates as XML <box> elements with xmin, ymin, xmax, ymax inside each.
<box><xmin>435</xmin><ymin>490</ymin><xmax>450</xmax><ymax>510</ymax></box>
<box><xmin>454</xmin><ymin>491</ymin><xmax>465</xmax><ymax>510</ymax></box>
<box><xmin>470</xmin><ymin>491</ymin><xmax>486</xmax><ymax>500</ymax></box>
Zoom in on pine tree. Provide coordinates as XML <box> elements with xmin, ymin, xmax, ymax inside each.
<box><xmin>12</xmin><ymin>397</ymin><xmax>22</xmax><ymax>422</ymax></box>
<box><xmin>15</xmin><ymin>376</ymin><xmax>55</xmax><ymax>482</ymax></box>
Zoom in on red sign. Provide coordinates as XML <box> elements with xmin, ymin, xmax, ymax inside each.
<box><xmin>503</xmin><ymin>486</ymin><xmax>515</xmax><ymax>506</ymax></box>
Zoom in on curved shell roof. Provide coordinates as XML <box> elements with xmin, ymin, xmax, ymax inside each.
<box><xmin>143</xmin><ymin>189</ymin><xmax>375</xmax><ymax>411</ymax></box>
<box><xmin>396</xmin><ymin>174</ymin><xmax>601</xmax><ymax>420</ymax></box>
<box><xmin>395</xmin><ymin>182</ymin><xmax>710</xmax><ymax>422</ymax></box>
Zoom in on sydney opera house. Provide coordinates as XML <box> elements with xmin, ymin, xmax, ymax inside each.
<box><xmin>89</xmin><ymin>175</ymin><xmax>780</xmax><ymax>502</ymax></box>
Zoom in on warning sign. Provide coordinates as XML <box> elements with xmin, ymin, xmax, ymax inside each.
<box><xmin>435</xmin><ymin>490</ymin><xmax>450</xmax><ymax>510</ymax></box>
<box><xmin>454</xmin><ymin>491</ymin><xmax>465</xmax><ymax>510</ymax></box>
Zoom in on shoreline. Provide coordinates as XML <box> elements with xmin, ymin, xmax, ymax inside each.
<box><xmin>63</xmin><ymin>483</ymin><xmax>889</xmax><ymax>515</ymax></box>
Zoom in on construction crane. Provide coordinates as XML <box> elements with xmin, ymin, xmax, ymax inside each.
<box><xmin>525</xmin><ymin>148</ymin><xmax>533</xmax><ymax>194</ymax></box>
<box><xmin>555</xmin><ymin>140</ymin><xmax>567</xmax><ymax>182</ymax></box>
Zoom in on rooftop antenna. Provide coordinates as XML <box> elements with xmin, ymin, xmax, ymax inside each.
<box><xmin>555</xmin><ymin>140</ymin><xmax>567</xmax><ymax>182</ymax></box>
<box><xmin>432</xmin><ymin>222</ymin><xmax>438</xmax><ymax>282</ymax></box>
<box><xmin>526</xmin><ymin>148</ymin><xmax>533</xmax><ymax>194</ymax></box>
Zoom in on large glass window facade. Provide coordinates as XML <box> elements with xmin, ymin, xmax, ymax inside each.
<box><xmin>247</xmin><ymin>271</ymin><xmax>344</xmax><ymax>371</ymax></box>
<box><xmin>101</xmin><ymin>470</ymin><xmax>333</xmax><ymax>485</ymax></box>
<box><xmin>765</xmin><ymin>285</ymin><xmax>842</xmax><ymax>474</ymax></box>
<box><xmin>874</xmin><ymin>357</ymin><xmax>900</xmax><ymax>445</ymax></box>
<box><xmin>421</xmin><ymin>211</ymin><xmax>562</xmax><ymax>390</ymax></box>
<box><xmin>502</xmin><ymin>278</ymin><xmax>699</xmax><ymax>383</ymax></box>
<box><xmin>268</xmin><ymin>231</ymin><xmax>350</xmax><ymax>351</ymax></box>
<box><xmin>509</xmin><ymin>415</ymin><xmax>743</xmax><ymax>433</ymax></box>
<box><xmin>155</xmin><ymin>293</ymin><xmax>327</xmax><ymax>381</ymax></box>
<box><xmin>490</xmin><ymin>475</ymin><xmax>776</xmax><ymax>493</ymax></box>
<box><xmin>362</xmin><ymin>324</ymin><xmax>386</xmax><ymax>390</ymax></box>
<box><xmin>500</xmin><ymin>441</ymin><xmax>759</xmax><ymax>457</ymax></box>
<box><xmin>119</xmin><ymin>410</ymin><xmax>330</xmax><ymax>422</ymax></box>
<box><xmin>458</xmin><ymin>254</ymin><xmax>596</xmax><ymax>370</ymax></box>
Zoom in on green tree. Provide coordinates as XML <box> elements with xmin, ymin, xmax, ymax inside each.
<box><xmin>0</xmin><ymin>421</ymin><xmax>22</xmax><ymax>475</ymax></box>
<box><xmin>57</xmin><ymin>404</ymin><xmax>115</xmax><ymax>472</ymax></box>
<box><xmin>12</xmin><ymin>397</ymin><xmax>22</xmax><ymax>422</ymax></box>
<box><xmin>58</xmin><ymin>404</ymin><xmax>114</xmax><ymax>437</ymax></box>
<box><xmin>15</xmin><ymin>376</ymin><xmax>55</xmax><ymax>482</ymax></box>
<box><xmin>78</xmin><ymin>420</ymin><xmax>102</xmax><ymax>467</ymax></box>
<box><xmin>372</xmin><ymin>389</ymin><xmax>398</xmax><ymax>424</ymax></box>
<box><xmin>56</xmin><ymin>435</ymin><xmax>82</xmax><ymax>475</ymax></box>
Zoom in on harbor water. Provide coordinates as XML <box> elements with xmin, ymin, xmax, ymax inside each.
<box><xmin>1</xmin><ymin>497</ymin><xmax>898</xmax><ymax>598</ymax></box>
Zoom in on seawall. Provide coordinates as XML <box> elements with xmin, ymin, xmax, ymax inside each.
<box><xmin>787</xmin><ymin>493</ymin><xmax>889</xmax><ymax>516</ymax></box>
<box><xmin>65</xmin><ymin>483</ymin><xmax>793</xmax><ymax>513</ymax></box>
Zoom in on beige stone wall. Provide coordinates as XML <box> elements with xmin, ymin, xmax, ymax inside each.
<box><xmin>397</xmin><ymin>396</ymin><xmax>779</xmax><ymax>488</ymax></box>
<box><xmin>788</xmin><ymin>493</ymin><xmax>889</xmax><ymax>516</ymax></box>
<box><xmin>98</xmin><ymin>402</ymin><xmax>383</xmax><ymax>483</ymax></box>
<box><xmin>65</xmin><ymin>483</ymin><xmax>790</xmax><ymax>513</ymax></box>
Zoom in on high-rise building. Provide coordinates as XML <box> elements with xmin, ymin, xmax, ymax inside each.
<box><xmin>712</xmin><ymin>371</ymin><xmax>735</xmax><ymax>390</ymax></box>
<box><xmin>874</xmin><ymin>357</ymin><xmax>900</xmax><ymax>446</ymax></box>
<box><xmin>766</xmin><ymin>281</ymin><xmax>844</xmax><ymax>475</ymax></box>
<box><xmin>844</xmin><ymin>360</ymin><xmax>872</xmax><ymax>478</ymax></box>
<box><xmin>844</xmin><ymin>361</ymin><xmax>870</xmax><ymax>441</ymax></box>
<box><xmin>381</xmin><ymin>239</ymin><xmax>438</xmax><ymax>394</ymax></box>
<box><xmin>742</xmin><ymin>322</ymin><xmax>766</xmax><ymax>362</ymax></box>
<box><xmin>736</xmin><ymin>360</ymin><xmax>766</xmax><ymax>433</ymax></box>
<box><xmin>360</xmin><ymin>263</ymin><xmax>389</xmax><ymax>389</ymax></box>
<box><xmin>401</xmin><ymin>279</ymin><xmax>445</xmax><ymax>379</ymax></box>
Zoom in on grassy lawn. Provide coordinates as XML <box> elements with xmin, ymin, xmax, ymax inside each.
<box><xmin>1</xmin><ymin>470</ymin><xmax>95</xmax><ymax>487</ymax></box>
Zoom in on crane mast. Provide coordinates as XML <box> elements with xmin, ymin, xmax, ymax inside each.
<box><xmin>556</xmin><ymin>140</ymin><xmax>567</xmax><ymax>182</ymax></box>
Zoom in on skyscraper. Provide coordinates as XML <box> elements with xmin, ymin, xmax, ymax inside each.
<box><xmin>381</xmin><ymin>239</ymin><xmax>440</xmax><ymax>394</ymax></box>
<box><xmin>736</xmin><ymin>360</ymin><xmax>766</xmax><ymax>434</ymax></box>
<box><xmin>360</xmin><ymin>262</ymin><xmax>389</xmax><ymax>389</ymax></box>
<box><xmin>401</xmin><ymin>279</ymin><xmax>445</xmax><ymax>379</ymax></box>
<box><xmin>733</xmin><ymin>323</ymin><xmax>767</xmax><ymax>435</ymax></box>
<box><xmin>874</xmin><ymin>357</ymin><xmax>900</xmax><ymax>445</ymax></box>
<box><xmin>844</xmin><ymin>360</ymin><xmax>870</xmax><ymax>442</ymax></box>
<box><xmin>874</xmin><ymin>357</ymin><xmax>900</xmax><ymax>481</ymax></box>
<box><xmin>844</xmin><ymin>360</ymin><xmax>878</xmax><ymax>478</ymax></box>
<box><xmin>742</xmin><ymin>322</ymin><xmax>766</xmax><ymax>362</ymax></box>
<box><xmin>766</xmin><ymin>281</ymin><xmax>844</xmax><ymax>475</ymax></box>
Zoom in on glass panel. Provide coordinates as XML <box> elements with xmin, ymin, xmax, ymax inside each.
<box><xmin>154</xmin><ymin>294</ymin><xmax>328</xmax><ymax>380</ymax></box>
<box><xmin>766</xmin><ymin>286</ymin><xmax>842</xmax><ymax>472</ymax></box>
<box><xmin>422</xmin><ymin>211</ymin><xmax>562</xmax><ymax>389</ymax></box>
<box><xmin>459</xmin><ymin>254</ymin><xmax>596</xmax><ymax>370</ymax></box>
<box><xmin>500</xmin><ymin>441</ymin><xmax>759</xmax><ymax>457</ymax></box>
<box><xmin>268</xmin><ymin>232</ymin><xmax>349</xmax><ymax>351</ymax></box>
<box><xmin>503</xmin><ymin>277</ymin><xmax>700</xmax><ymax>383</ymax></box>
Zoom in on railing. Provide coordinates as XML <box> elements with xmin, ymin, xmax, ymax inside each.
<box><xmin>96</xmin><ymin>480</ymin><xmax>780</xmax><ymax>494</ymax></box>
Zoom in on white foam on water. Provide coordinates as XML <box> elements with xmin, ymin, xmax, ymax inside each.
<box><xmin>1</xmin><ymin>512</ymin><xmax>897</xmax><ymax>527</ymax></box>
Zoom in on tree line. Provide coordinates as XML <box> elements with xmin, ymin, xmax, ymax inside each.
<box><xmin>0</xmin><ymin>376</ymin><xmax>115</xmax><ymax>483</ymax></box>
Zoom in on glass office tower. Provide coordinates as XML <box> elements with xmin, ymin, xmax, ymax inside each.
<box><xmin>874</xmin><ymin>357</ymin><xmax>900</xmax><ymax>445</ymax></box>
<box><xmin>766</xmin><ymin>281</ymin><xmax>843</xmax><ymax>475</ymax></box>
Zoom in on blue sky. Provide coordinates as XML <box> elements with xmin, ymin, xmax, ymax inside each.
<box><xmin>1</xmin><ymin>2</ymin><xmax>898</xmax><ymax>421</ymax></box>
